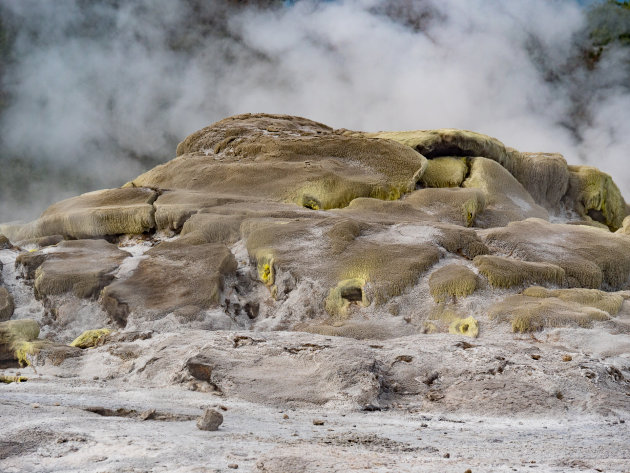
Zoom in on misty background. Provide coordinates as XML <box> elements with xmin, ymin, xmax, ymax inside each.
<box><xmin>0</xmin><ymin>0</ymin><xmax>629</xmax><ymax>222</ymax></box>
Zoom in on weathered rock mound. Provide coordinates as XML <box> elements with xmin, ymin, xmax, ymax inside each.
<box><xmin>0</xmin><ymin>113</ymin><xmax>629</xmax><ymax>341</ymax></box>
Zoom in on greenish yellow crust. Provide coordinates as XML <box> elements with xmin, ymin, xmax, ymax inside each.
<box><xmin>0</xmin><ymin>375</ymin><xmax>28</xmax><ymax>383</ymax></box>
<box><xmin>368</xmin><ymin>129</ymin><xmax>509</xmax><ymax>165</ymax></box>
<box><xmin>429</xmin><ymin>264</ymin><xmax>477</xmax><ymax>302</ymax></box>
<box><xmin>255</xmin><ymin>252</ymin><xmax>275</xmax><ymax>286</ymax></box>
<box><xmin>0</xmin><ymin>319</ymin><xmax>43</xmax><ymax>367</ymax></box>
<box><xmin>0</xmin><ymin>188</ymin><xmax>157</xmax><ymax>242</ymax></box>
<box><xmin>566</xmin><ymin>165</ymin><xmax>627</xmax><ymax>231</ymax></box>
<box><xmin>325</xmin><ymin>278</ymin><xmax>368</xmax><ymax>317</ymax></box>
<box><xmin>0</xmin><ymin>319</ymin><xmax>40</xmax><ymax>345</ymax></box>
<box><xmin>522</xmin><ymin>286</ymin><xmax>624</xmax><ymax>315</ymax></box>
<box><xmin>418</xmin><ymin>157</ymin><xmax>468</xmax><ymax>188</ymax></box>
<box><xmin>13</xmin><ymin>340</ymin><xmax>39</xmax><ymax>367</ymax></box>
<box><xmin>70</xmin><ymin>328</ymin><xmax>112</xmax><ymax>349</ymax></box>
<box><xmin>448</xmin><ymin>316</ymin><xmax>479</xmax><ymax>338</ymax></box>
<box><xmin>489</xmin><ymin>295</ymin><xmax>610</xmax><ymax>333</ymax></box>
<box><xmin>474</xmin><ymin>255</ymin><xmax>565</xmax><ymax>288</ymax></box>
<box><xmin>338</xmin><ymin>244</ymin><xmax>441</xmax><ymax>306</ymax></box>
<box><xmin>294</xmin><ymin>175</ymin><xmax>414</xmax><ymax>211</ymax></box>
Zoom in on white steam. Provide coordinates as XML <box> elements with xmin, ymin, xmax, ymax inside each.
<box><xmin>1</xmin><ymin>0</ymin><xmax>629</xmax><ymax>221</ymax></box>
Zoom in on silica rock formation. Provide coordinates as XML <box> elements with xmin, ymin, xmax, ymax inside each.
<box><xmin>0</xmin><ymin>113</ymin><xmax>629</xmax><ymax>416</ymax></box>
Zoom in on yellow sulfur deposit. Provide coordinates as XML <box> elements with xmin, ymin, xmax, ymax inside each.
<box><xmin>449</xmin><ymin>316</ymin><xmax>479</xmax><ymax>338</ymax></box>
<box><xmin>70</xmin><ymin>329</ymin><xmax>112</xmax><ymax>349</ymax></box>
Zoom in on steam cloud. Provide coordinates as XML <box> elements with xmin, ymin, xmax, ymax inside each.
<box><xmin>1</xmin><ymin>0</ymin><xmax>629</xmax><ymax>221</ymax></box>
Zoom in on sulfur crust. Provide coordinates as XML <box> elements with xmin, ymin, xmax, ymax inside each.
<box><xmin>70</xmin><ymin>329</ymin><xmax>112</xmax><ymax>349</ymax></box>
<box><xmin>448</xmin><ymin>316</ymin><xmax>479</xmax><ymax>338</ymax></box>
<box><xmin>489</xmin><ymin>295</ymin><xmax>610</xmax><ymax>333</ymax></box>
<box><xmin>565</xmin><ymin>165</ymin><xmax>627</xmax><ymax>231</ymax></box>
<box><xmin>0</xmin><ymin>319</ymin><xmax>40</xmax><ymax>366</ymax></box>
<box><xmin>474</xmin><ymin>255</ymin><xmax>565</xmax><ymax>288</ymax></box>
<box><xmin>429</xmin><ymin>264</ymin><xmax>478</xmax><ymax>302</ymax></box>
<box><xmin>522</xmin><ymin>286</ymin><xmax>624</xmax><ymax>315</ymax></box>
<box><xmin>418</xmin><ymin>157</ymin><xmax>468</xmax><ymax>188</ymax></box>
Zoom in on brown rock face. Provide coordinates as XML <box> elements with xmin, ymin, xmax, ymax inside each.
<box><xmin>196</xmin><ymin>408</ymin><xmax>223</xmax><ymax>431</ymax></box>
<box><xmin>0</xmin><ymin>287</ymin><xmax>15</xmax><ymax>322</ymax></box>
<box><xmin>30</xmin><ymin>240</ymin><xmax>130</xmax><ymax>299</ymax></box>
<box><xmin>101</xmin><ymin>238</ymin><xmax>237</xmax><ymax>327</ymax></box>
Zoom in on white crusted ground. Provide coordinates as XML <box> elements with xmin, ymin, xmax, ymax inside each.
<box><xmin>1</xmin><ymin>327</ymin><xmax>629</xmax><ymax>472</ymax></box>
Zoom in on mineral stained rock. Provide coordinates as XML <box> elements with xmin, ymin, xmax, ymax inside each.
<box><xmin>1</xmin><ymin>115</ymin><xmax>630</xmax><ymax>472</ymax></box>
<box><xmin>70</xmin><ymin>329</ymin><xmax>112</xmax><ymax>349</ymax></box>
<box><xmin>0</xmin><ymin>112</ymin><xmax>629</xmax><ymax>346</ymax></box>
<box><xmin>0</xmin><ymin>287</ymin><xmax>15</xmax><ymax>322</ymax></box>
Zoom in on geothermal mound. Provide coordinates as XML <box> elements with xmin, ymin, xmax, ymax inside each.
<box><xmin>1</xmin><ymin>114</ymin><xmax>629</xmax><ymax>472</ymax></box>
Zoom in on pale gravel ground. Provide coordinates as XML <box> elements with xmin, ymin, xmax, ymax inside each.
<box><xmin>1</xmin><ymin>376</ymin><xmax>629</xmax><ymax>473</ymax></box>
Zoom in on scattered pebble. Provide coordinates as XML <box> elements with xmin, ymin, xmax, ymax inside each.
<box><xmin>219</xmin><ymin>405</ymin><xmax>228</xmax><ymax>411</ymax></box>
<box><xmin>465</xmin><ymin>470</ymin><xmax>472</xmax><ymax>473</ymax></box>
<box><xmin>196</xmin><ymin>408</ymin><xmax>224</xmax><ymax>431</ymax></box>
<box><xmin>283</xmin><ymin>414</ymin><xmax>289</xmax><ymax>419</ymax></box>
<box><xmin>562</xmin><ymin>355</ymin><xmax>572</xmax><ymax>362</ymax></box>
<box><xmin>31</xmin><ymin>403</ymin><xmax>40</xmax><ymax>409</ymax></box>
<box><xmin>531</xmin><ymin>354</ymin><xmax>541</xmax><ymax>360</ymax></box>
<box><xmin>313</xmin><ymin>419</ymin><xmax>325</xmax><ymax>426</ymax></box>
<box><xmin>228</xmin><ymin>464</ymin><xmax>238</xmax><ymax>469</ymax></box>
<box><xmin>444</xmin><ymin>453</ymin><xmax>450</xmax><ymax>458</ymax></box>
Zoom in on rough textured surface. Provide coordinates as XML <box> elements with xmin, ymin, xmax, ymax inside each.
<box><xmin>463</xmin><ymin>157</ymin><xmax>549</xmax><ymax>227</ymax></box>
<box><xmin>565</xmin><ymin>165</ymin><xmax>627</xmax><ymax>231</ymax></box>
<box><xmin>70</xmin><ymin>329</ymin><xmax>111</xmax><ymax>349</ymax></box>
<box><xmin>428</xmin><ymin>264</ymin><xmax>478</xmax><ymax>302</ymax></box>
<box><xmin>489</xmin><ymin>294</ymin><xmax>611</xmax><ymax>332</ymax></box>
<box><xmin>403</xmin><ymin>188</ymin><xmax>486</xmax><ymax>227</ymax></box>
<box><xmin>522</xmin><ymin>286</ymin><xmax>626</xmax><ymax>315</ymax></box>
<box><xmin>1</xmin><ymin>114</ymin><xmax>630</xmax><ymax>472</ymax></box>
<box><xmin>0</xmin><ymin>287</ymin><xmax>14</xmax><ymax>322</ymax></box>
<box><xmin>480</xmin><ymin>218</ymin><xmax>630</xmax><ymax>289</ymax></box>
<box><xmin>29</xmin><ymin>240</ymin><xmax>130</xmax><ymax>299</ymax></box>
<box><xmin>0</xmin><ymin>234</ymin><xmax>11</xmax><ymax>249</ymax></box>
<box><xmin>196</xmin><ymin>408</ymin><xmax>224</xmax><ymax>431</ymax></box>
<box><xmin>508</xmin><ymin>151</ymin><xmax>570</xmax><ymax>209</ymax></box>
<box><xmin>0</xmin><ymin>188</ymin><xmax>158</xmax><ymax>242</ymax></box>
<box><xmin>102</xmin><ymin>238</ymin><xmax>237</xmax><ymax>327</ymax></box>
<box><xmin>0</xmin><ymin>319</ymin><xmax>39</xmax><ymax>362</ymax></box>
<box><xmin>418</xmin><ymin>157</ymin><xmax>468</xmax><ymax>188</ymax></box>
<box><xmin>2</xmin><ymin>328</ymin><xmax>629</xmax><ymax>472</ymax></box>
<box><xmin>368</xmin><ymin>128</ymin><xmax>510</xmax><ymax>164</ymax></box>
<box><xmin>474</xmin><ymin>255</ymin><xmax>566</xmax><ymax>288</ymax></box>
<box><xmin>130</xmin><ymin>114</ymin><xmax>427</xmax><ymax>212</ymax></box>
